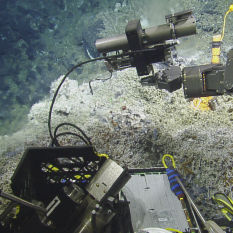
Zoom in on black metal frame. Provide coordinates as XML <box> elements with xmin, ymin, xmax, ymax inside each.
<box><xmin>10</xmin><ymin>146</ymin><xmax>106</xmax><ymax>205</ymax></box>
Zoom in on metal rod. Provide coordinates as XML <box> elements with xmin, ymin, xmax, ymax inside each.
<box><xmin>0</xmin><ymin>202</ymin><xmax>17</xmax><ymax>221</ymax></box>
<box><xmin>175</xmin><ymin>176</ymin><xmax>206</xmax><ymax>224</ymax></box>
<box><xmin>179</xmin><ymin>197</ymin><xmax>195</xmax><ymax>231</ymax></box>
<box><xmin>0</xmin><ymin>191</ymin><xmax>47</xmax><ymax>213</ymax></box>
<box><xmin>175</xmin><ymin>176</ymin><xmax>223</xmax><ymax>233</ymax></box>
<box><xmin>96</xmin><ymin>14</ymin><xmax>196</xmax><ymax>53</ymax></box>
<box><xmin>189</xmin><ymin>200</ymin><xmax>202</xmax><ymax>233</ymax></box>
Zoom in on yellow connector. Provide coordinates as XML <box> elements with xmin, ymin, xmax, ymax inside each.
<box><xmin>230</xmin><ymin>4</ymin><xmax>233</xmax><ymax>11</ymax></box>
<box><xmin>221</xmin><ymin>4</ymin><xmax>233</xmax><ymax>41</ymax></box>
<box><xmin>211</xmin><ymin>5</ymin><xmax>233</xmax><ymax>64</ymax></box>
<box><xmin>211</xmin><ymin>34</ymin><xmax>221</xmax><ymax>64</ymax></box>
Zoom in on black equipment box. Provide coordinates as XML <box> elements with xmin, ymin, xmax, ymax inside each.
<box><xmin>10</xmin><ymin>146</ymin><xmax>106</xmax><ymax>205</ymax></box>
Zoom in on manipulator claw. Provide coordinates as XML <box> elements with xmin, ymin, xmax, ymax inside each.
<box><xmin>140</xmin><ymin>65</ymin><xmax>182</xmax><ymax>93</ymax></box>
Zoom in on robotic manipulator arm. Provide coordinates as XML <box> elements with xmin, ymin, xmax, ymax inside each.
<box><xmin>95</xmin><ymin>9</ymin><xmax>233</xmax><ymax>99</ymax></box>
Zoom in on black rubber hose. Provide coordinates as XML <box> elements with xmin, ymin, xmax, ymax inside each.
<box><xmin>48</xmin><ymin>56</ymin><xmax>105</xmax><ymax>141</ymax></box>
<box><xmin>48</xmin><ymin>48</ymin><xmax>161</xmax><ymax>142</ymax></box>
<box><xmin>53</xmin><ymin>123</ymin><xmax>92</xmax><ymax>145</ymax></box>
<box><xmin>89</xmin><ymin>71</ymin><xmax>113</xmax><ymax>95</ymax></box>
<box><xmin>121</xmin><ymin>191</ymin><xmax>134</xmax><ymax>233</ymax></box>
<box><xmin>51</xmin><ymin>132</ymin><xmax>89</xmax><ymax>146</ymax></box>
<box><xmin>105</xmin><ymin>203</ymin><xmax>124</xmax><ymax>233</ymax></box>
<box><xmin>0</xmin><ymin>202</ymin><xmax>17</xmax><ymax>222</ymax></box>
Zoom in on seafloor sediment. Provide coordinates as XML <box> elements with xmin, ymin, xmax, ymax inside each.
<box><xmin>1</xmin><ymin>67</ymin><xmax>233</xmax><ymax>220</ymax></box>
<box><xmin>1</xmin><ymin>0</ymin><xmax>233</xmax><ymax>223</ymax></box>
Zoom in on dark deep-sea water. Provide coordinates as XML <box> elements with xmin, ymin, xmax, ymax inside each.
<box><xmin>0</xmin><ymin>0</ymin><xmax>110</xmax><ymax>135</ymax></box>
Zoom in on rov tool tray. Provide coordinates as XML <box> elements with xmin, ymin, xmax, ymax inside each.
<box><xmin>10</xmin><ymin>146</ymin><xmax>106</xmax><ymax>205</ymax></box>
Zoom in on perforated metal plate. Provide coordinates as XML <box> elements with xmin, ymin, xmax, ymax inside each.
<box><xmin>123</xmin><ymin>173</ymin><xmax>189</xmax><ymax>232</ymax></box>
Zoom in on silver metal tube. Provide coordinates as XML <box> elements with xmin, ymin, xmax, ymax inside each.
<box><xmin>188</xmin><ymin>201</ymin><xmax>202</xmax><ymax>233</ymax></box>
<box><xmin>95</xmin><ymin>33</ymin><xmax>129</xmax><ymax>54</ymax></box>
<box><xmin>175</xmin><ymin>176</ymin><xmax>224</xmax><ymax>233</ymax></box>
<box><xmin>0</xmin><ymin>191</ymin><xmax>47</xmax><ymax>213</ymax></box>
<box><xmin>175</xmin><ymin>176</ymin><xmax>206</xmax><ymax>224</ymax></box>
<box><xmin>95</xmin><ymin>16</ymin><xmax>196</xmax><ymax>54</ymax></box>
<box><xmin>0</xmin><ymin>202</ymin><xmax>17</xmax><ymax>221</ymax></box>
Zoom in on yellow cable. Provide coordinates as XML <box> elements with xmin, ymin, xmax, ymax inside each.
<box><xmin>222</xmin><ymin>208</ymin><xmax>232</xmax><ymax>221</ymax></box>
<box><xmin>212</xmin><ymin>193</ymin><xmax>233</xmax><ymax>220</ymax></box>
<box><xmin>166</xmin><ymin>228</ymin><xmax>183</xmax><ymax>233</ymax></box>
<box><xmin>162</xmin><ymin>154</ymin><xmax>176</xmax><ymax>169</ymax></box>
<box><xmin>221</xmin><ymin>5</ymin><xmax>233</xmax><ymax>41</ymax></box>
<box><xmin>93</xmin><ymin>147</ymin><xmax>109</xmax><ymax>159</ymax></box>
<box><xmin>13</xmin><ymin>205</ymin><xmax>20</xmax><ymax>218</ymax></box>
<box><xmin>94</xmin><ymin>151</ymin><xmax>109</xmax><ymax>159</ymax></box>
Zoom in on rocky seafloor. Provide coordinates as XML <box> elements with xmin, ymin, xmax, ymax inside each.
<box><xmin>1</xmin><ymin>0</ymin><xmax>233</xmax><ymax>226</ymax></box>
